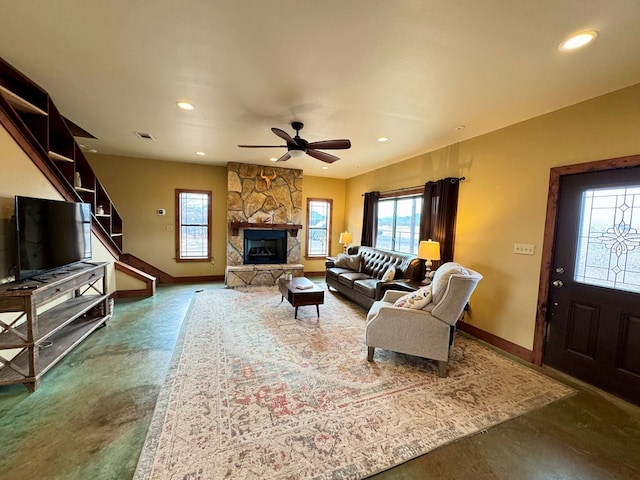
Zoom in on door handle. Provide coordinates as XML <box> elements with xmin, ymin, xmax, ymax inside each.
<box><xmin>555</xmin><ymin>267</ymin><xmax>565</xmax><ymax>274</ymax></box>
<box><xmin>552</xmin><ymin>280</ymin><xmax>563</xmax><ymax>288</ymax></box>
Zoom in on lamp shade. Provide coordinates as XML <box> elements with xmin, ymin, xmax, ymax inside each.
<box><xmin>418</xmin><ymin>239</ymin><xmax>440</xmax><ymax>261</ymax></box>
<box><xmin>339</xmin><ymin>232</ymin><xmax>353</xmax><ymax>244</ymax></box>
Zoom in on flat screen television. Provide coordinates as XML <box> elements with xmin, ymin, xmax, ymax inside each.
<box><xmin>14</xmin><ymin>196</ymin><xmax>92</xmax><ymax>281</ymax></box>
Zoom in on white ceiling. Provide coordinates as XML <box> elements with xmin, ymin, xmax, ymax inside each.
<box><xmin>2</xmin><ymin>1</ymin><xmax>640</xmax><ymax>179</ymax></box>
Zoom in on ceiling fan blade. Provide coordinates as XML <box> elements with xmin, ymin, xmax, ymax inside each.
<box><xmin>271</xmin><ymin>127</ymin><xmax>298</xmax><ymax>146</ymax></box>
<box><xmin>307</xmin><ymin>139</ymin><xmax>351</xmax><ymax>150</ymax></box>
<box><xmin>238</xmin><ymin>144</ymin><xmax>287</xmax><ymax>148</ymax></box>
<box><xmin>306</xmin><ymin>149</ymin><xmax>340</xmax><ymax>164</ymax></box>
<box><xmin>276</xmin><ymin>152</ymin><xmax>291</xmax><ymax>162</ymax></box>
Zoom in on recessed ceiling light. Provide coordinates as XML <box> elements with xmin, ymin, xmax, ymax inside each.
<box><xmin>88</xmin><ymin>149</ymin><xmax>97</xmax><ymax>153</ymax></box>
<box><xmin>377</xmin><ymin>137</ymin><xmax>389</xmax><ymax>142</ymax></box>
<box><xmin>559</xmin><ymin>30</ymin><xmax>598</xmax><ymax>51</ymax></box>
<box><xmin>269</xmin><ymin>157</ymin><xmax>278</xmax><ymax>162</ymax></box>
<box><xmin>196</xmin><ymin>151</ymin><xmax>205</xmax><ymax>156</ymax></box>
<box><xmin>454</xmin><ymin>125</ymin><xmax>466</xmax><ymax>131</ymax></box>
<box><xmin>322</xmin><ymin>166</ymin><xmax>329</xmax><ymax>170</ymax></box>
<box><xmin>176</xmin><ymin>100</ymin><xmax>196</xmax><ymax>110</ymax></box>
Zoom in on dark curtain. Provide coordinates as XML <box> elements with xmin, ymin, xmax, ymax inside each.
<box><xmin>419</xmin><ymin>177</ymin><xmax>461</xmax><ymax>264</ymax></box>
<box><xmin>361</xmin><ymin>191</ymin><xmax>380</xmax><ymax>247</ymax></box>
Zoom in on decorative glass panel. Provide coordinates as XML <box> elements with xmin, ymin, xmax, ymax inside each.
<box><xmin>574</xmin><ymin>186</ymin><xmax>640</xmax><ymax>293</ymax></box>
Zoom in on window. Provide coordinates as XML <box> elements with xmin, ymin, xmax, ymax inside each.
<box><xmin>306</xmin><ymin>198</ymin><xmax>332</xmax><ymax>258</ymax></box>
<box><xmin>574</xmin><ymin>186</ymin><xmax>640</xmax><ymax>293</ymax></box>
<box><xmin>375</xmin><ymin>194</ymin><xmax>422</xmax><ymax>254</ymax></box>
<box><xmin>175</xmin><ymin>189</ymin><xmax>212</xmax><ymax>262</ymax></box>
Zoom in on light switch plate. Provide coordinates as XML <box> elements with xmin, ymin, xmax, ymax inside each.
<box><xmin>514</xmin><ymin>243</ymin><xmax>535</xmax><ymax>255</ymax></box>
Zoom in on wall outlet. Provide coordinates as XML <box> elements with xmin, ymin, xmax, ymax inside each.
<box><xmin>514</xmin><ymin>243</ymin><xmax>535</xmax><ymax>255</ymax></box>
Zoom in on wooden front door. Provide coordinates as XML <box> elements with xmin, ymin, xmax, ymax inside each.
<box><xmin>544</xmin><ymin>166</ymin><xmax>640</xmax><ymax>405</ymax></box>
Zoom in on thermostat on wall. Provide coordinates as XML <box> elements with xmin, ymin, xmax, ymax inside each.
<box><xmin>157</xmin><ymin>209</ymin><xmax>166</xmax><ymax>215</ymax></box>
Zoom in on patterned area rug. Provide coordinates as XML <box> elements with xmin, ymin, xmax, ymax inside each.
<box><xmin>134</xmin><ymin>285</ymin><xmax>574</xmax><ymax>479</ymax></box>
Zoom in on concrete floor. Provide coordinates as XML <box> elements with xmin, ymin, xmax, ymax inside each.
<box><xmin>0</xmin><ymin>282</ymin><xmax>639</xmax><ymax>479</ymax></box>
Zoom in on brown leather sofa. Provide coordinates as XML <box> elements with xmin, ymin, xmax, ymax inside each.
<box><xmin>325</xmin><ymin>246</ymin><xmax>423</xmax><ymax>309</ymax></box>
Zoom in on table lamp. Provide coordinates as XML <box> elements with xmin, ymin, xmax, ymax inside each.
<box><xmin>339</xmin><ymin>231</ymin><xmax>353</xmax><ymax>254</ymax></box>
<box><xmin>418</xmin><ymin>239</ymin><xmax>441</xmax><ymax>284</ymax></box>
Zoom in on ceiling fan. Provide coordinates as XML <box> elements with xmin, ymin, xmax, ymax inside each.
<box><xmin>238</xmin><ymin>121</ymin><xmax>351</xmax><ymax>163</ymax></box>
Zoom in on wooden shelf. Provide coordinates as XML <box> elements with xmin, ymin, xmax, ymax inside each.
<box><xmin>0</xmin><ymin>316</ymin><xmax>107</xmax><ymax>384</ymax></box>
<box><xmin>0</xmin><ymin>263</ymin><xmax>110</xmax><ymax>391</ymax></box>
<box><xmin>1</xmin><ymin>57</ymin><xmax>124</xmax><ymax>257</ymax></box>
<box><xmin>229</xmin><ymin>221</ymin><xmax>303</xmax><ymax>237</ymax></box>
<box><xmin>0</xmin><ymin>295</ymin><xmax>106</xmax><ymax>348</ymax></box>
<box><xmin>48</xmin><ymin>151</ymin><xmax>74</xmax><ymax>163</ymax></box>
<box><xmin>0</xmin><ymin>84</ymin><xmax>48</xmax><ymax>115</ymax></box>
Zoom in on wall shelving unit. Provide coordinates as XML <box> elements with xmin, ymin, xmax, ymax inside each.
<box><xmin>0</xmin><ymin>57</ymin><xmax>123</xmax><ymax>255</ymax></box>
<box><xmin>0</xmin><ymin>262</ymin><xmax>110</xmax><ymax>391</ymax></box>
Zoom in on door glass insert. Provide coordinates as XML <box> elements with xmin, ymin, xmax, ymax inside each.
<box><xmin>574</xmin><ymin>186</ymin><xmax>640</xmax><ymax>293</ymax></box>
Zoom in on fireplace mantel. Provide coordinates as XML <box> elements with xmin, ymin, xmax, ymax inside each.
<box><xmin>229</xmin><ymin>221</ymin><xmax>303</xmax><ymax>237</ymax></box>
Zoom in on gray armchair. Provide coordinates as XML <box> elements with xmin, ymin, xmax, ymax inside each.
<box><xmin>365</xmin><ymin>263</ymin><xmax>483</xmax><ymax>377</ymax></box>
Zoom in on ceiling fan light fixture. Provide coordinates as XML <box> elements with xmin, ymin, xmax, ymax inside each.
<box><xmin>559</xmin><ymin>30</ymin><xmax>598</xmax><ymax>51</ymax></box>
<box><xmin>289</xmin><ymin>149</ymin><xmax>306</xmax><ymax>159</ymax></box>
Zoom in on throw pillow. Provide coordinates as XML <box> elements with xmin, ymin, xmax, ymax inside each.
<box><xmin>334</xmin><ymin>253</ymin><xmax>361</xmax><ymax>271</ymax></box>
<box><xmin>393</xmin><ymin>292</ymin><xmax>412</xmax><ymax>308</ymax></box>
<box><xmin>393</xmin><ymin>285</ymin><xmax>432</xmax><ymax>309</ymax></box>
<box><xmin>431</xmin><ymin>262</ymin><xmax>469</xmax><ymax>305</ymax></box>
<box><xmin>381</xmin><ymin>266</ymin><xmax>395</xmax><ymax>282</ymax></box>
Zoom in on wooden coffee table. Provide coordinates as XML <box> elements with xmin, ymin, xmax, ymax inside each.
<box><xmin>278</xmin><ymin>277</ymin><xmax>324</xmax><ymax>319</ymax></box>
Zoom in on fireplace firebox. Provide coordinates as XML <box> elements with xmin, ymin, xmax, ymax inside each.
<box><xmin>243</xmin><ymin>229</ymin><xmax>287</xmax><ymax>264</ymax></box>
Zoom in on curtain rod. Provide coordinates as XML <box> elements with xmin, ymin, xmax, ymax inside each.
<box><xmin>362</xmin><ymin>176</ymin><xmax>465</xmax><ymax>196</ymax></box>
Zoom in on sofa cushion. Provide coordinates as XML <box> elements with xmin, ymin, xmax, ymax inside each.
<box><xmin>381</xmin><ymin>266</ymin><xmax>395</xmax><ymax>282</ymax></box>
<box><xmin>338</xmin><ymin>271</ymin><xmax>369</xmax><ymax>288</ymax></box>
<box><xmin>325</xmin><ymin>267</ymin><xmax>353</xmax><ymax>282</ymax></box>
<box><xmin>393</xmin><ymin>285</ymin><xmax>433</xmax><ymax>309</ymax></box>
<box><xmin>334</xmin><ymin>253</ymin><xmax>361</xmax><ymax>271</ymax></box>
<box><xmin>431</xmin><ymin>262</ymin><xmax>469</xmax><ymax>305</ymax></box>
<box><xmin>354</xmin><ymin>278</ymin><xmax>379</xmax><ymax>298</ymax></box>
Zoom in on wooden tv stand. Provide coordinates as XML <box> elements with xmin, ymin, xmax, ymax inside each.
<box><xmin>0</xmin><ymin>262</ymin><xmax>111</xmax><ymax>391</ymax></box>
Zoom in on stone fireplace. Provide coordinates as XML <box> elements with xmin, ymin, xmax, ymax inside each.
<box><xmin>226</xmin><ymin>162</ymin><xmax>304</xmax><ymax>287</ymax></box>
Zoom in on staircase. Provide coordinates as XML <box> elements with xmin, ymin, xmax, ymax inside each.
<box><xmin>0</xmin><ymin>57</ymin><xmax>155</xmax><ymax>297</ymax></box>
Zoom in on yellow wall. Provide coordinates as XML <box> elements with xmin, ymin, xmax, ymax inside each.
<box><xmin>87</xmin><ymin>154</ymin><xmax>226</xmax><ymax>277</ymax></box>
<box><xmin>0</xmin><ymin>125</ymin><xmax>116</xmax><ymax>291</ymax></box>
<box><xmin>88</xmin><ymin>154</ymin><xmax>348</xmax><ymax>277</ymax></box>
<box><xmin>346</xmin><ymin>83</ymin><xmax>640</xmax><ymax>350</ymax></box>
<box><xmin>302</xmin><ymin>176</ymin><xmax>347</xmax><ymax>272</ymax></box>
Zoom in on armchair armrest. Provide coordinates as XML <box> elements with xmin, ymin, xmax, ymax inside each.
<box><xmin>380</xmin><ymin>289</ymin><xmax>409</xmax><ymax>303</ymax></box>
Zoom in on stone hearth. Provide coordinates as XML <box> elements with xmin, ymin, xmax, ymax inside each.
<box><xmin>225</xmin><ymin>264</ymin><xmax>304</xmax><ymax>288</ymax></box>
